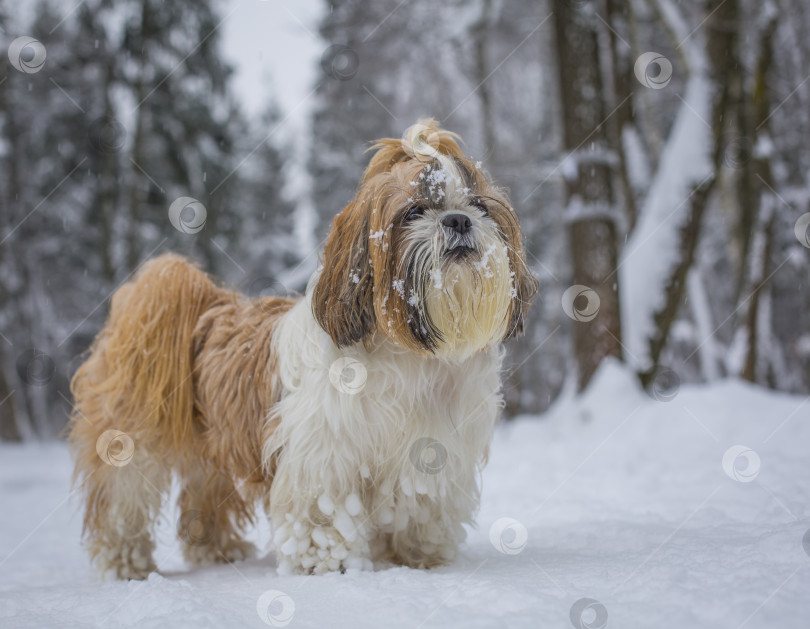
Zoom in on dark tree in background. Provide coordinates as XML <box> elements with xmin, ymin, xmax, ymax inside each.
<box><xmin>553</xmin><ymin>0</ymin><xmax>623</xmax><ymax>392</ymax></box>
<box><xmin>0</xmin><ymin>6</ymin><xmax>19</xmax><ymax>441</ymax></box>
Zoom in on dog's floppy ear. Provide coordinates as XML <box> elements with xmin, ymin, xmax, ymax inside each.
<box><xmin>504</xmin><ymin>249</ymin><xmax>539</xmax><ymax>340</ymax></box>
<box><xmin>503</xmin><ymin>240</ymin><xmax>539</xmax><ymax>340</ymax></box>
<box><xmin>312</xmin><ymin>201</ymin><xmax>376</xmax><ymax>347</ymax></box>
<box><xmin>494</xmin><ymin>204</ymin><xmax>539</xmax><ymax>341</ymax></box>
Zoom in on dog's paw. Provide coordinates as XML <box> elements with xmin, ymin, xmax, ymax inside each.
<box><xmin>395</xmin><ymin>541</ymin><xmax>458</xmax><ymax>569</ymax></box>
<box><xmin>273</xmin><ymin>493</ymin><xmax>373</xmax><ymax>575</ymax></box>
<box><xmin>96</xmin><ymin>537</ymin><xmax>157</xmax><ymax>580</ymax></box>
<box><xmin>388</xmin><ymin>519</ymin><xmax>466</xmax><ymax>569</ymax></box>
<box><xmin>183</xmin><ymin>537</ymin><xmax>257</xmax><ymax>566</ymax></box>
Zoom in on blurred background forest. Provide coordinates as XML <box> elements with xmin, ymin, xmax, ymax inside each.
<box><xmin>1</xmin><ymin>0</ymin><xmax>809</xmax><ymax>441</ymax></box>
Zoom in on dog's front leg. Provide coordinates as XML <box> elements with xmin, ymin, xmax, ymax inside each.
<box><xmin>268</xmin><ymin>435</ymin><xmax>373</xmax><ymax>575</ymax></box>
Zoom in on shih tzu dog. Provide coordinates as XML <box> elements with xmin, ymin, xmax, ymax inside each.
<box><xmin>69</xmin><ymin>119</ymin><xmax>538</xmax><ymax>578</ymax></box>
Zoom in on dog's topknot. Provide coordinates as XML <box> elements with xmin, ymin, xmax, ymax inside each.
<box><xmin>362</xmin><ymin>118</ymin><xmax>465</xmax><ymax>183</ymax></box>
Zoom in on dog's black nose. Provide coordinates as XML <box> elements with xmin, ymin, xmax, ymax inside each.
<box><xmin>442</xmin><ymin>213</ymin><xmax>472</xmax><ymax>235</ymax></box>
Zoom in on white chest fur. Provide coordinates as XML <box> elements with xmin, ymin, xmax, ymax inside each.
<box><xmin>263</xmin><ymin>298</ymin><xmax>504</xmax><ymax>573</ymax></box>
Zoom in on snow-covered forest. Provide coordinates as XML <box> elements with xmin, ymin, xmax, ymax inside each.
<box><xmin>2</xmin><ymin>0</ymin><xmax>810</xmax><ymax>438</ymax></box>
<box><xmin>1</xmin><ymin>0</ymin><xmax>809</xmax><ymax>627</ymax></box>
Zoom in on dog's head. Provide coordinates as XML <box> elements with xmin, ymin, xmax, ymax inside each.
<box><xmin>312</xmin><ymin>119</ymin><xmax>538</xmax><ymax>359</ymax></box>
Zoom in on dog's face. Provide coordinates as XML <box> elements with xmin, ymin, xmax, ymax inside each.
<box><xmin>313</xmin><ymin>119</ymin><xmax>538</xmax><ymax>358</ymax></box>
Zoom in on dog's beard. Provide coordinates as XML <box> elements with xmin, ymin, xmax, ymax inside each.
<box><xmin>398</xmin><ymin>213</ymin><xmax>513</xmax><ymax>358</ymax></box>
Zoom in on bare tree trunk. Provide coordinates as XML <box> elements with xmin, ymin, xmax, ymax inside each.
<box><xmin>604</xmin><ymin>0</ymin><xmax>639</xmax><ymax>231</ymax></box>
<box><xmin>472</xmin><ymin>0</ymin><xmax>495</xmax><ymax>160</ymax></box>
<box><xmin>687</xmin><ymin>271</ymin><xmax>722</xmax><ymax>380</ymax></box>
<box><xmin>0</xmin><ymin>355</ymin><xmax>20</xmax><ymax>441</ymax></box>
<box><xmin>125</xmin><ymin>0</ymin><xmax>151</xmax><ymax>273</ymax></box>
<box><xmin>639</xmin><ymin>0</ymin><xmax>740</xmax><ymax>386</ymax></box>
<box><xmin>0</xmin><ymin>62</ymin><xmax>22</xmax><ymax>441</ymax></box>
<box><xmin>741</xmin><ymin>198</ymin><xmax>775</xmax><ymax>382</ymax></box>
<box><xmin>1</xmin><ymin>72</ymin><xmax>33</xmax><ymax>438</ymax></box>
<box><xmin>94</xmin><ymin>63</ymin><xmax>118</xmax><ymax>283</ymax></box>
<box><xmin>641</xmin><ymin>178</ymin><xmax>713</xmax><ymax>386</ymax></box>
<box><xmin>553</xmin><ymin>0</ymin><xmax>623</xmax><ymax>391</ymax></box>
<box><xmin>740</xmin><ymin>9</ymin><xmax>779</xmax><ymax>382</ymax></box>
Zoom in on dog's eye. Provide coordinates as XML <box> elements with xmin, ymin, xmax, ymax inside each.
<box><xmin>404</xmin><ymin>205</ymin><xmax>426</xmax><ymax>221</ymax></box>
<box><xmin>471</xmin><ymin>199</ymin><xmax>489</xmax><ymax>215</ymax></box>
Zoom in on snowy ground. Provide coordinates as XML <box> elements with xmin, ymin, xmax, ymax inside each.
<box><xmin>1</xmin><ymin>361</ymin><xmax>808</xmax><ymax>628</ymax></box>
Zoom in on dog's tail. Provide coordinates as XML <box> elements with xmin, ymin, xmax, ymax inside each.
<box><xmin>70</xmin><ymin>254</ymin><xmax>226</xmax><ymax>456</ymax></box>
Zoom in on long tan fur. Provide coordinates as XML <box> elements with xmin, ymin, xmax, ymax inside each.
<box><xmin>69</xmin><ymin>254</ymin><xmax>293</xmax><ymax>578</ymax></box>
